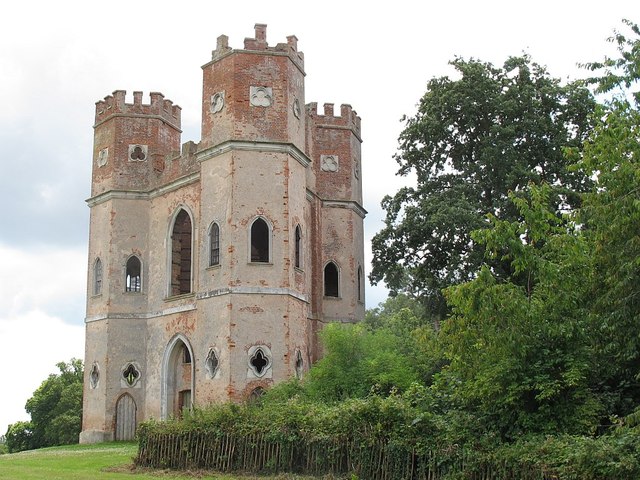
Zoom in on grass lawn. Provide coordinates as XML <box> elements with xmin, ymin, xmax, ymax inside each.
<box><xmin>0</xmin><ymin>443</ymin><xmax>327</xmax><ymax>480</ymax></box>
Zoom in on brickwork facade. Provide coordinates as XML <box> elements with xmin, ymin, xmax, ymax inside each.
<box><xmin>80</xmin><ymin>24</ymin><xmax>365</xmax><ymax>443</ymax></box>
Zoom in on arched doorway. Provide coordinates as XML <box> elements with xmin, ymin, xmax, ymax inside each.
<box><xmin>115</xmin><ymin>393</ymin><xmax>137</xmax><ymax>441</ymax></box>
<box><xmin>161</xmin><ymin>335</ymin><xmax>195</xmax><ymax>419</ymax></box>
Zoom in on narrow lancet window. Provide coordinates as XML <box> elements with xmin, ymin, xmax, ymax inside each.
<box><xmin>209</xmin><ymin>222</ymin><xmax>220</xmax><ymax>266</ymax></box>
<box><xmin>171</xmin><ymin>209</ymin><xmax>192</xmax><ymax>296</ymax></box>
<box><xmin>294</xmin><ymin>225</ymin><xmax>302</xmax><ymax>269</ymax></box>
<box><xmin>126</xmin><ymin>256</ymin><xmax>141</xmax><ymax>292</ymax></box>
<box><xmin>94</xmin><ymin>258</ymin><xmax>103</xmax><ymax>295</ymax></box>
<box><xmin>324</xmin><ymin>261</ymin><xmax>339</xmax><ymax>297</ymax></box>
<box><xmin>250</xmin><ymin>217</ymin><xmax>270</xmax><ymax>263</ymax></box>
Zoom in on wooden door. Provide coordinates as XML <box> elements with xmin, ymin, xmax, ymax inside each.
<box><xmin>115</xmin><ymin>393</ymin><xmax>137</xmax><ymax>441</ymax></box>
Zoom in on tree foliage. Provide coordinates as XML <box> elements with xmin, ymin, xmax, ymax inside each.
<box><xmin>370</xmin><ymin>55</ymin><xmax>596</xmax><ymax>316</ymax></box>
<box><xmin>304</xmin><ymin>322</ymin><xmax>419</xmax><ymax>401</ymax></box>
<box><xmin>429</xmin><ymin>21</ymin><xmax>640</xmax><ymax>438</ymax></box>
<box><xmin>5</xmin><ymin>359</ymin><xmax>83</xmax><ymax>452</ymax></box>
<box><xmin>437</xmin><ymin>186</ymin><xmax>600</xmax><ymax>438</ymax></box>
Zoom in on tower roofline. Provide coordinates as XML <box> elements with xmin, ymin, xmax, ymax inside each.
<box><xmin>203</xmin><ymin>24</ymin><xmax>304</xmax><ymax>74</ymax></box>
<box><xmin>94</xmin><ymin>90</ymin><xmax>182</xmax><ymax>129</ymax></box>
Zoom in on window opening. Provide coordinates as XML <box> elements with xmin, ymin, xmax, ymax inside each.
<box><xmin>122</xmin><ymin>363</ymin><xmax>140</xmax><ymax>387</ymax></box>
<box><xmin>171</xmin><ymin>209</ymin><xmax>192</xmax><ymax>295</ymax></box>
<box><xmin>183</xmin><ymin>345</ymin><xmax>191</xmax><ymax>364</ymax></box>
<box><xmin>249</xmin><ymin>348</ymin><xmax>270</xmax><ymax>376</ymax></box>
<box><xmin>205</xmin><ymin>349</ymin><xmax>220</xmax><ymax>378</ymax></box>
<box><xmin>249</xmin><ymin>387</ymin><xmax>264</xmax><ymax>403</ymax></box>
<box><xmin>294</xmin><ymin>225</ymin><xmax>302</xmax><ymax>268</ymax></box>
<box><xmin>250</xmin><ymin>218</ymin><xmax>269</xmax><ymax>263</ymax></box>
<box><xmin>209</xmin><ymin>222</ymin><xmax>220</xmax><ymax>266</ymax></box>
<box><xmin>178</xmin><ymin>389</ymin><xmax>191</xmax><ymax>416</ymax></box>
<box><xmin>324</xmin><ymin>262</ymin><xmax>339</xmax><ymax>297</ymax></box>
<box><xmin>357</xmin><ymin>266</ymin><xmax>363</xmax><ymax>302</ymax></box>
<box><xmin>126</xmin><ymin>256</ymin><xmax>141</xmax><ymax>292</ymax></box>
<box><xmin>94</xmin><ymin>258</ymin><xmax>103</xmax><ymax>295</ymax></box>
<box><xmin>89</xmin><ymin>363</ymin><xmax>99</xmax><ymax>389</ymax></box>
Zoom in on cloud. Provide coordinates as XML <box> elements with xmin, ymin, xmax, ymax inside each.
<box><xmin>0</xmin><ymin>244</ymin><xmax>86</xmax><ymax>323</ymax></box>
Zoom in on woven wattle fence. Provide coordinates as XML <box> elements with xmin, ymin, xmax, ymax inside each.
<box><xmin>135</xmin><ymin>431</ymin><xmax>549</xmax><ymax>479</ymax></box>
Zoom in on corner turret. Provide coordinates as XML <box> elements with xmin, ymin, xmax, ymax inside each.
<box><xmin>91</xmin><ymin>91</ymin><xmax>182</xmax><ymax>197</ymax></box>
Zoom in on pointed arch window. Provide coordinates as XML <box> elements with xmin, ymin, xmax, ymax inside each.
<box><xmin>94</xmin><ymin>258</ymin><xmax>103</xmax><ymax>295</ymax></box>
<box><xmin>324</xmin><ymin>261</ymin><xmax>339</xmax><ymax>298</ymax></box>
<box><xmin>126</xmin><ymin>256</ymin><xmax>141</xmax><ymax>292</ymax></box>
<box><xmin>357</xmin><ymin>265</ymin><xmax>363</xmax><ymax>303</ymax></box>
<box><xmin>209</xmin><ymin>222</ymin><xmax>220</xmax><ymax>266</ymax></box>
<box><xmin>250</xmin><ymin>217</ymin><xmax>270</xmax><ymax>263</ymax></box>
<box><xmin>171</xmin><ymin>209</ymin><xmax>192</xmax><ymax>296</ymax></box>
<box><xmin>294</xmin><ymin>224</ymin><xmax>302</xmax><ymax>269</ymax></box>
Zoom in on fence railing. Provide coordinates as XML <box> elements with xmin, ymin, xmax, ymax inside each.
<box><xmin>136</xmin><ymin>431</ymin><xmax>549</xmax><ymax>479</ymax></box>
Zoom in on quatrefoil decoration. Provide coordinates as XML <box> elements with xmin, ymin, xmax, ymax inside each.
<box><xmin>251</xmin><ymin>349</ymin><xmax>268</xmax><ymax>375</ymax></box>
<box><xmin>248</xmin><ymin>346</ymin><xmax>271</xmax><ymax>378</ymax></box>
<box><xmin>122</xmin><ymin>363</ymin><xmax>140</xmax><ymax>387</ymax></box>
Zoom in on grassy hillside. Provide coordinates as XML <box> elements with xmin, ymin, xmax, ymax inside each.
<box><xmin>0</xmin><ymin>442</ymin><xmax>320</xmax><ymax>479</ymax></box>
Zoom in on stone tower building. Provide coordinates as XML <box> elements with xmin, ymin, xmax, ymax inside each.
<box><xmin>80</xmin><ymin>25</ymin><xmax>365</xmax><ymax>443</ymax></box>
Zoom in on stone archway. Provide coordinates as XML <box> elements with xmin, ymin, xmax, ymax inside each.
<box><xmin>115</xmin><ymin>393</ymin><xmax>137</xmax><ymax>441</ymax></box>
<box><xmin>161</xmin><ymin>335</ymin><xmax>195</xmax><ymax>419</ymax></box>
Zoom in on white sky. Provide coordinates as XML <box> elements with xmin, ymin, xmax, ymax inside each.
<box><xmin>0</xmin><ymin>0</ymin><xmax>637</xmax><ymax>437</ymax></box>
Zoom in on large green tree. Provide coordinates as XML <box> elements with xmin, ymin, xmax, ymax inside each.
<box><xmin>370</xmin><ymin>55</ymin><xmax>596</xmax><ymax>317</ymax></box>
<box><xmin>431</xmin><ymin>21</ymin><xmax>640</xmax><ymax>438</ymax></box>
<box><xmin>5</xmin><ymin>359</ymin><xmax>83</xmax><ymax>452</ymax></box>
<box><xmin>576</xmin><ymin>19</ymin><xmax>640</xmax><ymax>418</ymax></box>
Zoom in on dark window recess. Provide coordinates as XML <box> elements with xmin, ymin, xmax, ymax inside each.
<box><xmin>206</xmin><ymin>349</ymin><xmax>219</xmax><ymax>378</ymax></box>
<box><xmin>171</xmin><ymin>209</ymin><xmax>192</xmax><ymax>296</ymax></box>
<box><xmin>122</xmin><ymin>363</ymin><xmax>140</xmax><ymax>386</ymax></box>
<box><xmin>126</xmin><ymin>256</ymin><xmax>141</xmax><ymax>292</ymax></box>
<box><xmin>89</xmin><ymin>363</ymin><xmax>99</xmax><ymax>389</ymax></box>
<box><xmin>210</xmin><ymin>223</ymin><xmax>220</xmax><ymax>266</ymax></box>
<box><xmin>183</xmin><ymin>345</ymin><xmax>191</xmax><ymax>364</ymax></box>
<box><xmin>250</xmin><ymin>348</ymin><xmax>269</xmax><ymax>375</ymax></box>
<box><xmin>357</xmin><ymin>266</ymin><xmax>363</xmax><ymax>302</ymax></box>
<box><xmin>130</xmin><ymin>145</ymin><xmax>146</xmax><ymax>161</ymax></box>
<box><xmin>251</xmin><ymin>218</ymin><xmax>269</xmax><ymax>263</ymax></box>
<box><xmin>294</xmin><ymin>225</ymin><xmax>302</xmax><ymax>268</ymax></box>
<box><xmin>324</xmin><ymin>262</ymin><xmax>339</xmax><ymax>297</ymax></box>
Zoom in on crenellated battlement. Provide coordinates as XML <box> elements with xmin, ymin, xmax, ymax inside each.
<box><xmin>306</xmin><ymin>102</ymin><xmax>362</xmax><ymax>138</ymax></box>
<box><xmin>94</xmin><ymin>90</ymin><xmax>182</xmax><ymax>128</ymax></box>
<box><xmin>211</xmin><ymin>23</ymin><xmax>304</xmax><ymax>69</ymax></box>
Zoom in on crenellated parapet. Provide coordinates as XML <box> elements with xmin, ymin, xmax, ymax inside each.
<box><xmin>211</xmin><ymin>23</ymin><xmax>304</xmax><ymax>70</ymax></box>
<box><xmin>94</xmin><ymin>90</ymin><xmax>182</xmax><ymax>129</ymax></box>
<box><xmin>306</xmin><ymin>102</ymin><xmax>361</xmax><ymax>140</ymax></box>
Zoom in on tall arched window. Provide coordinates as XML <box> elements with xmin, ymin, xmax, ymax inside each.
<box><xmin>357</xmin><ymin>265</ymin><xmax>363</xmax><ymax>303</ymax></box>
<box><xmin>171</xmin><ymin>209</ymin><xmax>192</xmax><ymax>296</ymax></box>
<box><xmin>126</xmin><ymin>256</ymin><xmax>141</xmax><ymax>292</ymax></box>
<box><xmin>324</xmin><ymin>261</ymin><xmax>339</xmax><ymax>298</ymax></box>
<box><xmin>250</xmin><ymin>217</ymin><xmax>270</xmax><ymax>263</ymax></box>
<box><xmin>209</xmin><ymin>222</ymin><xmax>220</xmax><ymax>266</ymax></box>
<box><xmin>94</xmin><ymin>257</ymin><xmax>103</xmax><ymax>295</ymax></box>
<box><xmin>294</xmin><ymin>224</ymin><xmax>302</xmax><ymax>269</ymax></box>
